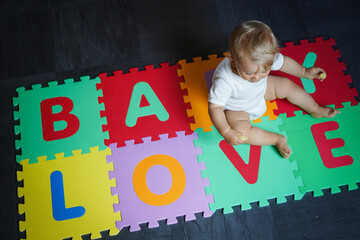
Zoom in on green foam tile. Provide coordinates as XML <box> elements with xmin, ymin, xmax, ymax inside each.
<box><xmin>13</xmin><ymin>76</ymin><xmax>107</xmax><ymax>163</ymax></box>
<box><xmin>279</xmin><ymin>102</ymin><xmax>360</xmax><ymax>196</ymax></box>
<box><xmin>194</xmin><ymin>117</ymin><xmax>303</xmax><ymax>213</ymax></box>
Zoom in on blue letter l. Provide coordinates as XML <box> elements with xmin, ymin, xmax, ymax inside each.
<box><xmin>50</xmin><ymin>171</ymin><xmax>86</xmax><ymax>221</ymax></box>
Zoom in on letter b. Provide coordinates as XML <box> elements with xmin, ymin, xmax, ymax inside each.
<box><xmin>40</xmin><ymin>97</ymin><xmax>80</xmax><ymax>141</ymax></box>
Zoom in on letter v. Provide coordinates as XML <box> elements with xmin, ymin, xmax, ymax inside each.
<box><xmin>219</xmin><ymin>140</ymin><xmax>261</xmax><ymax>184</ymax></box>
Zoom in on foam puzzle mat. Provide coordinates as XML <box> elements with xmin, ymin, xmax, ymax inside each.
<box><xmin>13</xmin><ymin>37</ymin><xmax>359</xmax><ymax>239</ymax></box>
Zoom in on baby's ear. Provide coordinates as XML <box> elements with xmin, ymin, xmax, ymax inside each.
<box><xmin>227</xmin><ymin>55</ymin><xmax>235</xmax><ymax>63</ymax></box>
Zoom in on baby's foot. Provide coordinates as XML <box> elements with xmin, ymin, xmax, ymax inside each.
<box><xmin>275</xmin><ymin>135</ymin><xmax>291</xmax><ymax>159</ymax></box>
<box><xmin>310</xmin><ymin>106</ymin><xmax>340</xmax><ymax>118</ymax></box>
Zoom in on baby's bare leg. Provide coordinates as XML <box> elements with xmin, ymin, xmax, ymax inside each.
<box><xmin>266</xmin><ymin>76</ymin><xmax>340</xmax><ymax>118</ymax></box>
<box><xmin>225</xmin><ymin>110</ymin><xmax>291</xmax><ymax>158</ymax></box>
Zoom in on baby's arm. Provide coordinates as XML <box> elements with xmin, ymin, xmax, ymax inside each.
<box><xmin>280</xmin><ymin>55</ymin><xmax>327</xmax><ymax>81</ymax></box>
<box><xmin>208</xmin><ymin>103</ymin><xmax>244</xmax><ymax>145</ymax></box>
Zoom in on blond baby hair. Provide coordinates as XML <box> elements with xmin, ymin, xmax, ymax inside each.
<box><xmin>229</xmin><ymin>20</ymin><xmax>279</xmax><ymax>71</ymax></box>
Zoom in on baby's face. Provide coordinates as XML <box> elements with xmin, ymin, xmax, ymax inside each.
<box><xmin>230</xmin><ymin>57</ymin><xmax>270</xmax><ymax>82</ymax></box>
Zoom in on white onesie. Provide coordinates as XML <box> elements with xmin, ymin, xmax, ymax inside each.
<box><xmin>208</xmin><ymin>53</ymin><xmax>284</xmax><ymax>120</ymax></box>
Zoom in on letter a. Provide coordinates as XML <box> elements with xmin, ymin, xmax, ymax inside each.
<box><xmin>126</xmin><ymin>82</ymin><xmax>169</xmax><ymax>127</ymax></box>
<box><xmin>40</xmin><ymin>97</ymin><xmax>80</xmax><ymax>141</ymax></box>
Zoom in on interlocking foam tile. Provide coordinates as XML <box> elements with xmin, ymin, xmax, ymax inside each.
<box><xmin>278</xmin><ymin>102</ymin><xmax>360</xmax><ymax>197</ymax></box>
<box><xmin>107</xmin><ymin>131</ymin><xmax>213</xmax><ymax>232</ymax></box>
<box><xmin>13</xmin><ymin>76</ymin><xmax>108</xmax><ymax>164</ymax></box>
<box><xmin>177</xmin><ymin>54</ymin><xmax>225</xmax><ymax>131</ymax></box>
<box><xmin>273</xmin><ymin>37</ymin><xmax>358</xmax><ymax>117</ymax></box>
<box><xmin>178</xmin><ymin>54</ymin><xmax>278</xmax><ymax>131</ymax></box>
<box><xmin>252</xmin><ymin>100</ymin><xmax>278</xmax><ymax>123</ymax></box>
<box><xmin>194</xmin><ymin>117</ymin><xmax>303</xmax><ymax>214</ymax></box>
<box><xmin>17</xmin><ymin>147</ymin><xmax>120</xmax><ymax>240</ymax></box>
<box><xmin>98</xmin><ymin>63</ymin><xmax>192</xmax><ymax>147</ymax></box>
<box><xmin>13</xmin><ymin>37</ymin><xmax>359</xmax><ymax>240</ymax></box>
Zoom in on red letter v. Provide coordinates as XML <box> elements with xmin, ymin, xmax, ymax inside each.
<box><xmin>219</xmin><ymin>140</ymin><xmax>261</xmax><ymax>184</ymax></box>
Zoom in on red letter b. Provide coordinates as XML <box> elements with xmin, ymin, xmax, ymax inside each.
<box><xmin>41</xmin><ymin>97</ymin><xmax>80</xmax><ymax>141</ymax></box>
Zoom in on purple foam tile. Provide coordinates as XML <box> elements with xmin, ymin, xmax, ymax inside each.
<box><xmin>204</xmin><ymin>69</ymin><xmax>215</xmax><ymax>92</ymax></box>
<box><xmin>107</xmin><ymin>131</ymin><xmax>213</xmax><ymax>231</ymax></box>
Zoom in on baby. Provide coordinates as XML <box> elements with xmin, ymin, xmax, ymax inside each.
<box><xmin>208</xmin><ymin>20</ymin><xmax>340</xmax><ymax>158</ymax></box>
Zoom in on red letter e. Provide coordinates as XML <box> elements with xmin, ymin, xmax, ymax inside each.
<box><xmin>311</xmin><ymin>121</ymin><xmax>353</xmax><ymax>168</ymax></box>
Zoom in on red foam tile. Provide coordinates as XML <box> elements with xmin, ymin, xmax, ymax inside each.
<box><xmin>98</xmin><ymin>63</ymin><xmax>192</xmax><ymax>147</ymax></box>
<box><xmin>273</xmin><ymin>38</ymin><xmax>358</xmax><ymax>117</ymax></box>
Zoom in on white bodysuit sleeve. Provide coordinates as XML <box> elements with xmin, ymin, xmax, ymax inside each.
<box><xmin>208</xmin><ymin>77</ymin><xmax>233</xmax><ymax>107</ymax></box>
<box><xmin>271</xmin><ymin>53</ymin><xmax>284</xmax><ymax>71</ymax></box>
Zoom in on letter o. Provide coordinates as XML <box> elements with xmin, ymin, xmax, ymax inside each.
<box><xmin>132</xmin><ymin>154</ymin><xmax>186</xmax><ymax>206</ymax></box>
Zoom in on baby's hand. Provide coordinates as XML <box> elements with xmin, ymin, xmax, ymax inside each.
<box><xmin>304</xmin><ymin>67</ymin><xmax>327</xmax><ymax>81</ymax></box>
<box><xmin>223</xmin><ymin>129</ymin><xmax>247</xmax><ymax>145</ymax></box>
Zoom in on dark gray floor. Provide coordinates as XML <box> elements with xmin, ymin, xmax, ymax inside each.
<box><xmin>1</xmin><ymin>0</ymin><xmax>360</xmax><ymax>239</ymax></box>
